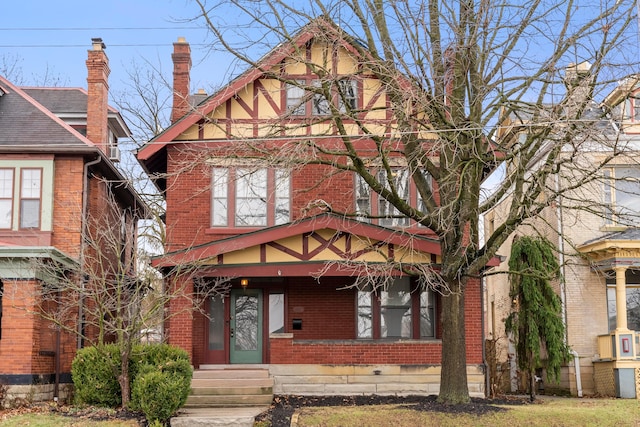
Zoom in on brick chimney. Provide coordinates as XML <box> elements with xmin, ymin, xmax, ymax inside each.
<box><xmin>171</xmin><ymin>37</ymin><xmax>192</xmax><ymax>123</ymax></box>
<box><xmin>86</xmin><ymin>38</ymin><xmax>110</xmax><ymax>153</ymax></box>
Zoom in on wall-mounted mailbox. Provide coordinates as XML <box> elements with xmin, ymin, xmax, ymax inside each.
<box><xmin>292</xmin><ymin>319</ymin><xmax>303</xmax><ymax>330</ymax></box>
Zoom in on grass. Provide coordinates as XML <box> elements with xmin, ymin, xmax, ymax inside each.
<box><xmin>0</xmin><ymin>413</ymin><xmax>139</xmax><ymax>427</ymax></box>
<box><xmin>295</xmin><ymin>397</ymin><xmax>640</xmax><ymax>427</ymax></box>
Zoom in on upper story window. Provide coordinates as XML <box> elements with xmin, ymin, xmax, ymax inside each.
<box><xmin>355</xmin><ymin>168</ymin><xmax>430</xmax><ymax>227</ymax></box>
<box><xmin>286</xmin><ymin>78</ymin><xmax>359</xmax><ymax>117</ymax></box>
<box><xmin>622</xmin><ymin>92</ymin><xmax>640</xmax><ymax>122</ymax></box>
<box><xmin>211</xmin><ymin>167</ymin><xmax>291</xmax><ymax>228</ymax></box>
<box><xmin>0</xmin><ymin>169</ymin><xmax>14</xmax><ymax>229</ymax></box>
<box><xmin>357</xmin><ymin>278</ymin><xmax>435</xmax><ymax>339</ymax></box>
<box><xmin>20</xmin><ymin>168</ymin><xmax>42</xmax><ymax>229</ymax></box>
<box><xmin>604</xmin><ymin>166</ymin><xmax>640</xmax><ymax>226</ymax></box>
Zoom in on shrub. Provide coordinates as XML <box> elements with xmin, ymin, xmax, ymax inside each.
<box><xmin>132</xmin><ymin>369</ymin><xmax>189</xmax><ymax>423</ymax></box>
<box><xmin>129</xmin><ymin>344</ymin><xmax>192</xmax><ymax>419</ymax></box>
<box><xmin>71</xmin><ymin>344</ymin><xmax>121</xmax><ymax>407</ymax></box>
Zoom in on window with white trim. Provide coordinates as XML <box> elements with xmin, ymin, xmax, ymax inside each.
<box><xmin>211</xmin><ymin>167</ymin><xmax>291</xmax><ymax>228</ymax></box>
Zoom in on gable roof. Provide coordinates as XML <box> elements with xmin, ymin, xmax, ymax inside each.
<box><xmin>23</xmin><ymin>87</ymin><xmax>130</xmax><ymax>137</ymax></box>
<box><xmin>136</xmin><ymin>19</ymin><xmax>363</xmax><ymax>173</ymax></box>
<box><xmin>0</xmin><ymin>76</ymin><xmax>100</xmax><ymax>151</ymax></box>
<box><xmin>153</xmin><ymin>213</ymin><xmax>442</xmax><ymax>270</ymax></box>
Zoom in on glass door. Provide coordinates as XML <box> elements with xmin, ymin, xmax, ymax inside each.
<box><xmin>230</xmin><ymin>289</ymin><xmax>263</xmax><ymax>363</ymax></box>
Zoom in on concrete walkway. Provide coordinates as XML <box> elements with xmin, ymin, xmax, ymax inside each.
<box><xmin>170</xmin><ymin>406</ymin><xmax>269</xmax><ymax>427</ymax></box>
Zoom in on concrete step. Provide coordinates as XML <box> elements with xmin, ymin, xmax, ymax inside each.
<box><xmin>185</xmin><ymin>393</ymin><xmax>274</xmax><ymax>407</ymax></box>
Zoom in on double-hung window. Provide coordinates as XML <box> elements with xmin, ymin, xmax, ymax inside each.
<box><xmin>356</xmin><ymin>278</ymin><xmax>436</xmax><ymax>339</ymax></box>
<box><xmin>211</xmin><ymin>167</ymin><xmax>291</xmax><ymax>228</ymax></box>
<box><xmin>0</xmin><ymin>169</ymin><xmax>14</xmax><ymax>229</ymax></box>
<box><xmin>20</xmin><ymin>169</ymin><xmax>41</xmax><ymax>229</ymax></box>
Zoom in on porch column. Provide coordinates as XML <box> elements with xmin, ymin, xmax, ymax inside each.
<box><xmin>613</xmin><ymin>266</ymin><xmax>629</xmax><ymax>331</ymax></box>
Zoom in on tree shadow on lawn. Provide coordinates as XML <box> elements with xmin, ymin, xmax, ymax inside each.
<box><xmin>256</xmin><ymin>394</ymin><xmax>533</xmax><ymax>427</ymax></box>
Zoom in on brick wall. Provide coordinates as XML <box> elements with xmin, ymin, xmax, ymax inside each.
<box><xmin>52</xmin><ymin>156</ymin><xmax>84</xmax><ymax>258</ymax></box>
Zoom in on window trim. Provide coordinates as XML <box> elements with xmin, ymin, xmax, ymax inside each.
<box><xmin>284</xmin><ymin>77</ymin><xmax>360</xmax><ymax>118</ymax></box>
<box><xmin>603</xmin><ymin>166</ymin><xmax>640</xmax><ymax>227</ymax></box>
<box><xmin>210</xmin><ymin>167</ymin><xmax>291</xmax><ymax>229</ymax></box>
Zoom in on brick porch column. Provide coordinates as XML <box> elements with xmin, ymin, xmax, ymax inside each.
<box><xmin>166</xmin><ymin>274</ymin><xmax>194</xmax><ymax>360</ymax></box>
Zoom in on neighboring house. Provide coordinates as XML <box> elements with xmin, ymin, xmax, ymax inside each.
<box><xmin>137</xmin><ymin>22</ymin><xmax>494</xmax><ymax>396</ymax></box>
<box><xmin>484</xmin><ymin>65</ymin><xmax>640</xmax><ymax>398</ymax></box>
<box><xmin>0</xmin><ymin>39</ymin><xmax>147</xmax><ymax>404</ymax></box>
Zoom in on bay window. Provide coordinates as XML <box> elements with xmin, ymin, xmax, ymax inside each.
<box><xmin>357</xmin><ymin>278</ymin><xmax>436</xmax><ymax>339</ymax></box>
<box><xmin>211</xmin><ymin>167</ymin><xmax>291</xmax><ymax>228</ymax></box>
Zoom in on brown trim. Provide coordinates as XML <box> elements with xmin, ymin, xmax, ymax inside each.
<box><xmin>256</xmin><ymin>79</ymin><xmax>282</xmax><ymax>115</ymax></box>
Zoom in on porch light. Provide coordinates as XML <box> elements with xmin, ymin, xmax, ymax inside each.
<box><xmin>240</xmin><ymin>278</ymin><xmax>249</xmax><ymax>287</ymax></box>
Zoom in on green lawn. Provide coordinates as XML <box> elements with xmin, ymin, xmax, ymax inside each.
<box><xmin>295</xmin><ymin>397</ymin><xmax>640</xmax><ymax>427</ymax></box>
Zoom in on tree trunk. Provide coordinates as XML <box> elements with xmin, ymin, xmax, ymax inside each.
<box><xmin>437</xmin><ymin>283</ymin><xmax>470</xmax><ymax>404</ymax></box>
<box><xmin>529</xmin><ymin>368</ymin><xmax>537</xmax><ymax>402</ymax></box>
<box><xmin>119</xmin><ymin>351</ymin><xmax>131</xmax><ymax>407</ymax></box>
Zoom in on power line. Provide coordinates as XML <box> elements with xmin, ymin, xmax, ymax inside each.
<box><xmin>0</xmin><ymin>44</ymin><xmax>210</xmax><ymax>48</ymax></box>
<box><xmin>0</xmin><ymin>27</ymin><xmax>197</xmax><ymax>31</ymax></box>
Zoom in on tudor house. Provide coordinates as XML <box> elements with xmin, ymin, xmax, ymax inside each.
<box><xmin>137</xmin><ymin>22</ymin><xmax>493</xmax><ymax>397</ymax></box>
<box><xmin>484</xmin><ymin>66</ymin><xmax>640</xmax><ymax>398</ymax></box>
<box><xmin>0</xmin><ymin>39</ymin><xmax>147</xmax><ymax>404</ymax></box>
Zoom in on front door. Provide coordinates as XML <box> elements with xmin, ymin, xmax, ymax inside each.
<box><xmin>230</xmin><ymin>288</ymin><xmax>263</xmax><ymax>363</ymax></box>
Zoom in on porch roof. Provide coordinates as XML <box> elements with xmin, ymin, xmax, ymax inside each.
<box><xmin>577</xmin><ymin>228</ymin><xmax>640</xmax><ymax>271</ymax></box>
<box><xmin>153</xmin><ymin>213</ymin><xmax>442</xmax><ymax>275</ymax></box>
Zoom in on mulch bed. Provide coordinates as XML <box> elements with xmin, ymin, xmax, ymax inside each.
<box><xmin>255</xmin><ymin>394</ymin><xmax>533</xmax><ymax>427</ymax></box>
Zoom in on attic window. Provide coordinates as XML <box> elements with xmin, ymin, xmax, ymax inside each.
<box><xmin>286</xmin><ymin>81</ymin><xmax>306</xmax><ymax>115</ymax></box>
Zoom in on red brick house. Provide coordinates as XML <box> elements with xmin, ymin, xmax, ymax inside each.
<box><xmin>137</xmin><ymin>23</ymin><xmax>489</xmax><ymax>396</ymax></box>
<box><xmin>0</xmin><ymin>39</ymin><xmax>147</xmax><ymax>404</ymax></box>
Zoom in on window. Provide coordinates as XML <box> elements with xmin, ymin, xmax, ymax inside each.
<box><xmin>623</xmin><ymin>93</ymin><xmax>640</xmax><ymax>122</ymax></box>
<box><xmin>286</xmin><ymin>78</ymin><xmax>358</xmax><ymax>117</ymax></box>
<box><xmin>355</xmin><ymin>168</ymin><xmax>429</xmax><ymax>227</ymax></box>
<box><xmin>269</xmin><ymin>292</ymin><xmax>285</xmax><ymax>334</ymax></box>
<box><xmin>338</xmin><ymin>79</ymin><xmax>358</xmax><ymax>112</ymax></box>
<box><xmin>211</xmin><ymin>167</ymin><xmax>291</xmax><ymax>228</ymax></box>
<box><xmin>0</xmin><ymin>169</ymin><xmax>13</xmax><ymax>229</ymax></box>
<box><xmin>20</xmin><ymin>168</ymin><xmax>41</xmax><ymax>229</ymax></box>
<box><xmin>607</xmin><ymin>286</ymin><xmax>640</xmax><ymax>332</ymax></box>
<box><xmin>357</xmin><ymin>278</ymin><xmax>436</xmax><ymax>339</ymax></box>
<box><xmin>604</xmin><ymin>167</ymin><xmax>640</xmax><ymax>226</ymax></box>
<box><xmin>286</xmin><ymin>80</ymin><xmax>306</xmax><ymax>115</ymax></box>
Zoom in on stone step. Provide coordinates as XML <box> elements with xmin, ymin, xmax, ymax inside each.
<box><xmin>192</xmin><ymin>369</ymin><xmax>270</xmax><ymax>380</ymax></box>
<box><xmin>191</xmin><ymin>385</ymin><xmax>273</xmax><ymax>396</ymax></box>
<box><xmin>191</xmin><ymin>378</ymin><xmax>273</xmax><ymax>388</ymax></box>
<box><xmin>185</xmin><ymin>394</ymin><xmax>274</xmax><ymax>407</ymax></box>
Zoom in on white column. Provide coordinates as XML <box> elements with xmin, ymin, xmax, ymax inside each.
<box><xmin>614</xmin><ymin>266</ymin><xmax>629</xmax><ymax>331</ymax></box>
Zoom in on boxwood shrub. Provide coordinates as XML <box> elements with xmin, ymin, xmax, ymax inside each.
<box><xmin>71</xmin><ymin>344</ymin><xmax>122</xmax><ymax>407</ymax></box>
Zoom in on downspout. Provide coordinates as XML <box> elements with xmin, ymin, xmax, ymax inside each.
<box><xmin>78</xmin><ymin>156</ymin><xmax>102</xmax><ymax>349</ymax></box>
<box><xmin>555</xmin><ymin>174</ymin><xmax>582</xmax><ymax>398</ymax></box>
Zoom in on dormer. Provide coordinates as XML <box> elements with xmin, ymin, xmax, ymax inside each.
<box><xmin>603</xmin><ymin>75</ymin><xmax>640</xmax><ymax>134</ymax></box>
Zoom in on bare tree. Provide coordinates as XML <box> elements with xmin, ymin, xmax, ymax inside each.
<box><xmin>176</xmin><ymin>0</ymin><xmax>638</xmax><ymax>404</ymax></box>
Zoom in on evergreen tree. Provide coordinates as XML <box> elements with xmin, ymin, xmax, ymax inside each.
<box><xmin>505</xmin><ymin>236</ymin><xmax>571</xmax><ymax>401</ymax></box>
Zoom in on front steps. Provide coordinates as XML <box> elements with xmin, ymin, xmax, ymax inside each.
<box><xmin>185</xmin><ymin>365</ymin><xmax>274</xmax><ymax>408</ymax></box>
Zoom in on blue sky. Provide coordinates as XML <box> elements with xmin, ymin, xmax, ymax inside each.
<box><xmin>0</xmin><ymin>0</ymin><xmax>223</xmax><ymax>93</ymax></box>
